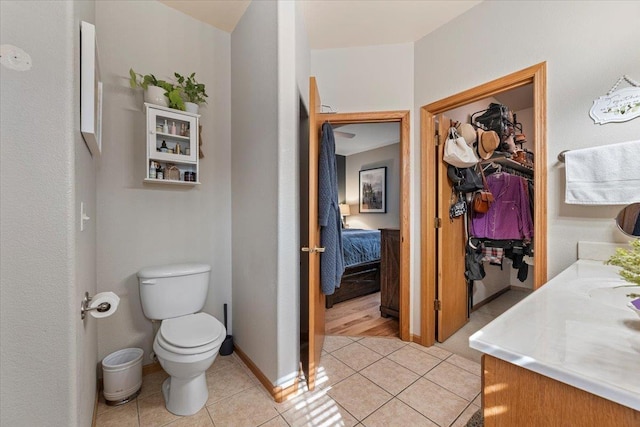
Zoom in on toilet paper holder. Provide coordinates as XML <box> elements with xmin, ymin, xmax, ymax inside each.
<box><xmin>81</xmin><ymin>291</ymin><xmax>112</xmax><ymax>320</ymax></box>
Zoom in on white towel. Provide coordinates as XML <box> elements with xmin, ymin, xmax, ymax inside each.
<box><xmin>565</xmin><ymin>140</ymin><xmax>640</xmax><ymax>205</ymax></box>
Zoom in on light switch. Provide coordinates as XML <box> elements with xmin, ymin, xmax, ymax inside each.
<box><xmin>80</xmin><ymin>202</ymin><xmax>90</xmax><ymax>231</ymax></box>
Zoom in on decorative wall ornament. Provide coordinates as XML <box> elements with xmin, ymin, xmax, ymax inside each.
<box><xmin>590</xmin><ymin>75</ymin><xmax>640</xmax><ymax>125</ymax></box>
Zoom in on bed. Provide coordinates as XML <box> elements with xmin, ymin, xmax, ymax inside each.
<box><xmin>325</xmin><ymin>228</ymin><xmax>381</xmax><ymax>309</ymax></box>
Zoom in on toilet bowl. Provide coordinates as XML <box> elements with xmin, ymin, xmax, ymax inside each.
<box><xmin>153</xmin><ymin>312</ymin><xmax>226</xmax><ymax>416</ymax></box>
<box><xmin>137</xmin><ymin>263</ymin><xmax>227</xmax><ymax>416</ymax></box>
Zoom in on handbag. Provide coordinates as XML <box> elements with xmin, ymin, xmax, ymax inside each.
<box><xmin>449</xmin><ymin>189</ymin><xmax>467</xmax><ymax>219</ymax></box>
<box><xmin>443</xmin><ymin>127</ymin><xmax>478</xmax><ymax>168</ymax></box>
<box><xmin>448</xmin><ymin>165</ymin><xmax>483</xmax><ymax>194</ymax></box>
<box><xmin>472</xmin><ymin>167</ymin><xmax>494</xmax><ymax>213</ymax></box>
<box><xmin>473</xmin><ymin>191</ymin><xmax>494</xmax><ymax>213</ymax></box>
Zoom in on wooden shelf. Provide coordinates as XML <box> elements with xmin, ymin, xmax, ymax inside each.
<box><xmin>149</xmin><ymin>152</ymin><xmax>196</xmax><ymax>164</ymax></box>
<box><xmin>143</xmin><ymin>178</ymin><xmax>200</xmax><ymax>186</ymax></box>
<box><xmin>154</xmin><ymin>131</ymin><xmax>190</xmax><ymax>141</ymax></box>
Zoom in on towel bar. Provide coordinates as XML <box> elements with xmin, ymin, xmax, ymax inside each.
<box><xmin>557</xmin><ymin>150</ymin><xmax>570</xmax><ymax>163</ymax></box>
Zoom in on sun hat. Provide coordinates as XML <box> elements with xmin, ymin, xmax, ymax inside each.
<box><xmin>476</xmin><ymin>128</ymin><xmax>500</xmax><ymax>159</ymax></box>
<box><xmin>456</xmin><ymin>122</ymin><xmax>477</xmax><ymax>146</ymax></box>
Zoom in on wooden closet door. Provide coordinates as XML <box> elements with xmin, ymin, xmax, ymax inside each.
<box><xmin>436</xmin><ymin>114</ymin><xmax>469</xmax><ymax>342</ymax></box>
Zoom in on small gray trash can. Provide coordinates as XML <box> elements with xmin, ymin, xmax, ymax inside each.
<box><xmin>102</xmin><ymin>348</ymin><xmax>144</xmax><ymax>405</ymax></box>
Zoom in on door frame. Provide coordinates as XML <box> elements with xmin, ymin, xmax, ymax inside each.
<box><xmin>420</xmin><ymin>62</ymin><xmax>547</xmax><ymax>346</ymax></box>
<box><xmin>316</xmin><ymin>110</ymin><xmax>411</xmax><ymax>342</ymax></box>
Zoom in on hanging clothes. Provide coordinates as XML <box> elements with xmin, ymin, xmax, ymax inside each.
<box><xmin>318</xmin><ymin>122</ymin><xmax>345</xmax><ymax>295</ymax></box>
<box><xmin>471</xmin><ymin>172</ymin><xmax>533</xmax><ymax>241</ymax></box>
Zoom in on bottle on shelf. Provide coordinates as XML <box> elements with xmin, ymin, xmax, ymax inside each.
<box><xmin>160</xmin><ymin>140</ymin><xmax>168</xmax><ymax>153</ymax></box>
<box><xmin>175</xmin><ymin>142</ymin><xmax>181</xmax><ymax>155</ymax></box>
<box><xmin>149</xmin><ymin>161</ymin><xmax>157</xmax><ymax>179</ymax></box>
<box><xmin>170</xmin><ymin>122</ymin><xmax>177</xmax><ymax>135</ymax></box>
<box><xmin>162</xmin><ymin>120</ymin><xmax>168</xmax><ymax>133</ymax></box>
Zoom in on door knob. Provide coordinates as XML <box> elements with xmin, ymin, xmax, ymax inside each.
<box><xmin>301</xmin><ymin>246</ymin><xmax>325</xmax><ymax>253</ymax></box>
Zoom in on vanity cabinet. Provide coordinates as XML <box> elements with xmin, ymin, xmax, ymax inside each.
<box><xmin>482</xmin><ymin>355</ymin><xmax>639</xmax><ymax>426</ymax></box>
<box><xmin>470</xmin><ymin>260</ymin><xmax>640</xmax><ymax>426</ymax></box>
<box><xmin>379</xmin><ymin>228</ymin><xmax>400</xmax><ymax>319</ymax></box>
<box><xmin>144</xmin><ymin>103</ymin><xmax>200</xmax><ymax>185</ymax></box>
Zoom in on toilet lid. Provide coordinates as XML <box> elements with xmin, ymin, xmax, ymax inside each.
<box><xmin>160</xmin><ymin>313</ymin><xmax>224</xmax><ymax>348</ymax></box>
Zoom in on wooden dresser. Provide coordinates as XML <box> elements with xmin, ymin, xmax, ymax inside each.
<box><xmin>379</xmin><ymin>228</ymin><xmax>400</xmax><ymax>319</ymax></box>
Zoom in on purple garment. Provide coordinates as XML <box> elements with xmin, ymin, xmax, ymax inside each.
<box><xmin>471</xmin><ymin>173</ymin><xmax>533</xmax><ymax>240</ymax></box>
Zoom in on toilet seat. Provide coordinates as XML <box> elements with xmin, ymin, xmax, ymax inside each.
<box><xmin>157</xmin><ymin>313</ymin><xmax>225</xmax><ymax>355</ymax></box>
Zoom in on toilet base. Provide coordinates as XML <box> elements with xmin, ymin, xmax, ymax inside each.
<box><xmin>161</xmin><ymin>373</ymin><xmax>208</xmax><ymax>416</ymax></box>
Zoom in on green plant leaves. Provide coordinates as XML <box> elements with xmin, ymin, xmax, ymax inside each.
<box><xmin>175</xmin><ymin>72</ymin><xmax>208</xmax><ymax>104</ymax></box>
<box><xmin>130</xmin><ymin>69</ymin><xmax>205</xmax><ymax>110</ymax></box>
<box><xmin>606</xmin><ymin>240</ymin><xmax>640</xmax><ymax>286</ymax></box>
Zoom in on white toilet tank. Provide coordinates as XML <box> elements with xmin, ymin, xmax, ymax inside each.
<box><xmin>138</xmin><ymin>263</ymin><xmax>211</xmax><ymax>320</ymax></box>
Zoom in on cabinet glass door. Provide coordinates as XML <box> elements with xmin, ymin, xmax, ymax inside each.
<box><xmin>147</xmin><ymin>107</ymin><xmax>198</xmax><ymax>163</ymax></box>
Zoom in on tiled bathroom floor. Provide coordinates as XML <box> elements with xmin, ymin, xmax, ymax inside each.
<box><xmin>95</xmin><ymin>336</ymin><xmax>481</xmax><ymax>427</ymax></box>
<box><xmin>95</xmin><ymin>291</ymin><xmax>531</xmax><ymax>426</ymax></box>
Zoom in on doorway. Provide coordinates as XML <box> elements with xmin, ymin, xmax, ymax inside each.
<box><xmin>326</xmin><ymin>121</ymin><xmax>402</xmax><ymax>337</ymax></box>
<box><xmin>316</xmin><ymin>111</ymin><xmax>411</xmax><ymax>342</ymax></box>
<box><xmin>301</xmin><ymin>77</ymin><xmax>411</xmax><ymax>391</ymax></box>
<box><xmin>419</xmin><ymin>63</ymin><xmax>547</xmax><ymax>346</ymax></box>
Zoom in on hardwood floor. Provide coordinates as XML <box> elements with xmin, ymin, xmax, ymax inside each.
<box><xmin>325</xmin><ymin>292</ymin><xmax>399</xmax><ymax>337</ymax></box>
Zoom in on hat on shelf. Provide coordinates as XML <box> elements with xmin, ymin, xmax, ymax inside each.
<box><xmin>476</xmin><ymin>128</ymin><xmax>500</xmax><ymax>159</ymax></box>
<box><xmin>456</xmin><ymin>122</ymin><xmax>477</xmax><ymax>146</ymax></box>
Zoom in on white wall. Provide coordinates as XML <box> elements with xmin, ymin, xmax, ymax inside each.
<box><xmin>0</xmin><ymin>1</ymin><xmax>97</xmax><ymax>425</ymax></box>
<box><xmin>310</xmin><ymin>43</ymin><xmax>419</xmax><ymax>330</ymax></box>
<box><xmin>231</xmin><ymin>0</ymin><xmax>308</xmax><ymax>387</ymax></box>
<box><xmin>276</xmin><ymin>0</ymin><xmax>302</xmax><ymax>386</ymax></box>
<box><xmin>74</xmin><ymin>3</ymin><xmax>99</xmax><ymax>425</ymax></box>
<box><xmin>95</xmin><ymin>0</ymin><xmax>232</xmax><ymax>364</ymax></box>
<box><xmin>231</xmin><ymin>0</ymin><xmax>280</xmax><ymax>384</ymax></box>
<box><xmin>345</xmin><ymin>144</ymin><xmax>401</xmax><ymax>230</ymax></box>
<box><xmin>415</xmin><ymin>0</ymin><xmax>640</xmax><ymax>282</ymax></box>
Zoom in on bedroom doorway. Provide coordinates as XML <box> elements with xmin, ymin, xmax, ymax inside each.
<box><xmin>301</xmin><ymin>77</ymin><xmax>410</xmax><ymax>390</ymax></box>
<box><xmin>317</xmin><ymin>111</ymin><xmax>411</xmax><ymax>342</ymax></box>
<box><xmin>327</xmin><ymin>121</ymin><xmax>402</xmax><ymax>337</ymax></box>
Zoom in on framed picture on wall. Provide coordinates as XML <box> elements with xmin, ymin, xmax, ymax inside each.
<box><xmin>359</xmin><ymin>167</ymin><xmax>386</xmax><ymax>213</ymax></box>
<box><xmin>80</xmin><ymin>21</ymin><xmax>102</xmax><ymax>157</ymax></box>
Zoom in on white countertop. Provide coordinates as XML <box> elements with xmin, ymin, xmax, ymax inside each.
<box><xmin>469</xmin><ymin>260</ymin><xmax>640</xmax><ymax>411</ymax></box>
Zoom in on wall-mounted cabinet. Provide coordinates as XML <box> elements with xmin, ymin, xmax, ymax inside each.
<box><xmin>144</xmin><ymin>103</ymin><xmax>200</xmax><ymax>185</ymax></box>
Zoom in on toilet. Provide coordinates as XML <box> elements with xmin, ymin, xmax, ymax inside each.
<box><xmin>137</xmin><ymin>263</ymin><xmax>226</xmax><ymax>416</ymax></box>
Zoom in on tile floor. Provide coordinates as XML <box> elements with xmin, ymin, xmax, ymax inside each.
<box><xmin>435</xmin><ymin>289</ymin><xmax>530</xmax><ymax>363</ymax></box>
<box><xmin>95</xmin><ymin>291</ymin><xmax>528</xmax><ymax>427</ymax></box>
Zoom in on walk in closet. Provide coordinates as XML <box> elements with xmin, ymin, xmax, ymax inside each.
<box><xmin>445</xmin><ymin>84</ymin><xmax>535</xmax><ymax>314</ymax></box>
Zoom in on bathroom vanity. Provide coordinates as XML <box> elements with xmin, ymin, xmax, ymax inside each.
<box><xmin>470</xmin><ymin>259</ymin><xmax>640</xmax><ymax>426</ymax></box>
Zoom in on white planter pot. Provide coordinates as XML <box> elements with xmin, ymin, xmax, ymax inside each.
<box><xmin>144</xmin><ymin>85</ymin><xmax>168</xmax><ymax>107</ymax></box>
<box><xmin>184</xmin><ymin>102</ymin><xmax>199</xmax><ymax>114</ymax></box>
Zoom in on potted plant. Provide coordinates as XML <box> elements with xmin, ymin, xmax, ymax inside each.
<box><xmin>606</xmin><ymin>240</ymin><xmax>640</xmax><ymax>289</ymax></box>
<box><xmin>130</xmin><ymin>69</ymin><xmax>168</xmax><ymax>107</ymax></box>
<box><xmin>175</xmin><ymin>72</ymin><xmax>208</xmax><ymax>114</ymax></box>
<box><xmin>129</xmin><ymin>69</ymin><xmax>185</xmax><ymax>111</ymax></box>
